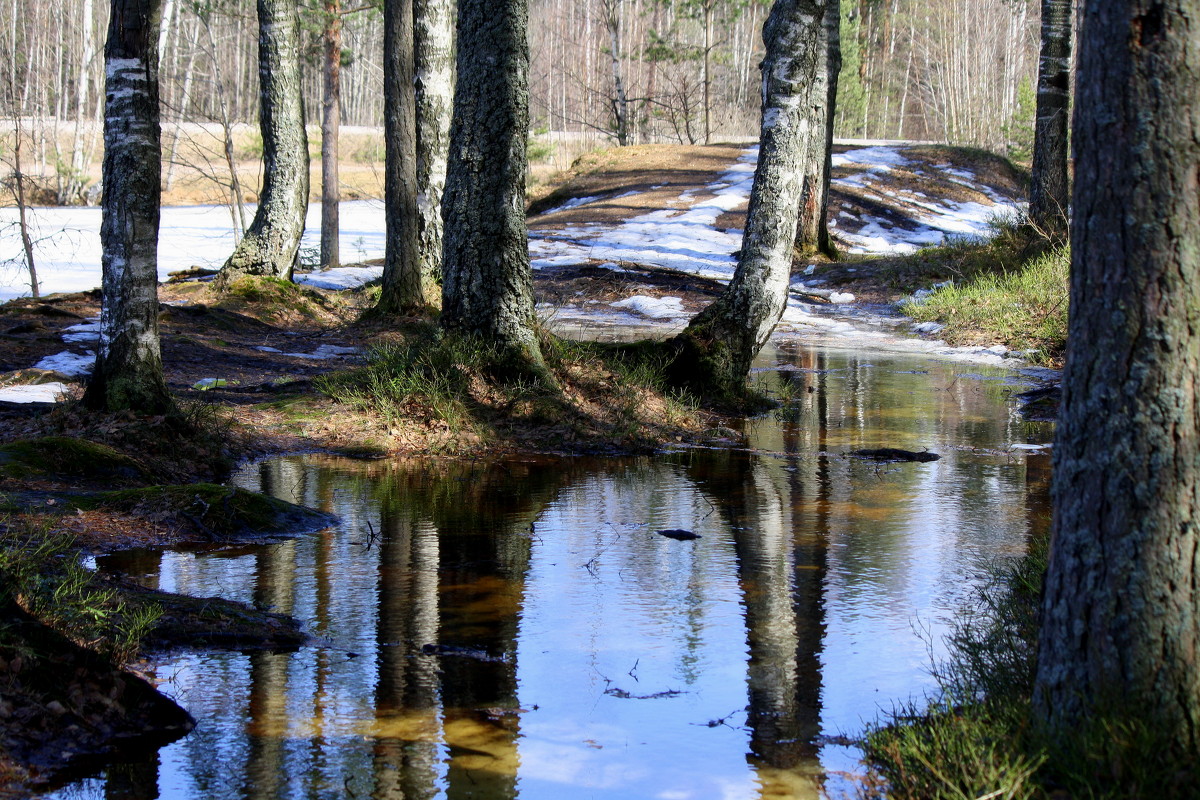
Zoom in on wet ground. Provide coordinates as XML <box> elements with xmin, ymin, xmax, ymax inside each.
<box><xmin>46</xmin><ymin>340</ymin><xmax>1054</xmax><ymax>800</ymax></box>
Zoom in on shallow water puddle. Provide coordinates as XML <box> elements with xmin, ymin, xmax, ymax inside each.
<box><xmin>52</xmin><ymin>342</ymin><xmax>1052</xmax><ymax>799</ymax></box>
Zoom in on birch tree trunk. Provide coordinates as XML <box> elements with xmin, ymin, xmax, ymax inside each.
<box><xmin>218</xmin><ymin>0</ymin><xmax>310</xmax><ymax>283</ymax></box>
<box><xmin>414</xmin><ymin>0</ymin><xmax>453</xmax><ymax>283</ymax></box>
<box><xmin>1033</xmin><ymin>0</ymin><xmax>1200</xmax><ymax>752</ymax></box>
<box><xmin>440</xmin><ymin>0</ymin><xmax>547</xmax><ymax>378</ymax></box>
<box><xmin>375</xmin><ymin>0</ymin><xmax>424</xmax><ymax>313</ymax></box>
<box><xmin>665</xmin><ymin>0</ymin><xmax>826</xmax><ymax>399</ymax></box>
<box><xmin>83</xmin><ymin>0</ymin><xmax>173</xmax><ymax>414</ymax></box>
<box><xmin>1027</xmin><ymin>0</ymin><xmax>1071</xmax><ymax>239</ymax></box>
<box><xmin>794</xmin><ymin>0</ymin><xmax>837</xmax><ymax>257</ymax></box>
<box><xmin>320</xmin><ymin>0</ymin><xmax>342</xmax><ymax>268</ymax></box>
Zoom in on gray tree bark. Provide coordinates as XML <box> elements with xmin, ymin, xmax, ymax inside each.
<box><xmin>794</xmin><ymin>0</ymin><xmax>837</xmax><ymax>257</ymax></box>
<box><xmin>320</xmin><ymin>0</ymin><xmax>342</xmax><ymax>269</ymax></box>
<box><xmin>1027</xmin><ymin>0</ymin><xmax>1071</xmax><ymax>239</ymax></box>
<box><xmin>666</xmin><ymin>0</ymin><xmax>826</xmax><ymax>399</ymax></box>
<box><xmin>439</xmin><ymin>0</ymin><xmax>547</xmax><ymax>377</ymax></box>
<box><xmin>83</xmin><ymin>0</ymin><xmax>173</xmax><ymax>414</ymax></box>
<box><xmin>375</xmin><ymin>0</ymin><xmax>425</xmax><ymax>313</ymax></box>
<box><xmin>1033</xmin><ymin>0</ymin><xmax>1200</xmax><ymax>752</ymax></box>
<box><xmin>218</xmin><ymin>0</ymin><xmax>310</xmax><ymax>283</ymax></box>
<box><xmin>414</xmin><ymin>0</ymin><xmax>453</xmax><ymax>284</ymax></box>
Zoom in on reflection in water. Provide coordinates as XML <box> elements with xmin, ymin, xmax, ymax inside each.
<box><xmin>58</xmin><ymin>346</ymin><xmax>1053</xmax><ymax>800</ymax></box>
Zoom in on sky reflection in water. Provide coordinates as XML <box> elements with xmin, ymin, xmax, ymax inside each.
<box><xmin>55</xmin><ymin>341</ymin><xmax>1053</xmax><ymax>800</ymax></box>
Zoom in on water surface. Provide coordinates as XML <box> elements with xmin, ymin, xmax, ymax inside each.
<box><xmin>53</xmin><ymin>341</ymin><xmax>1052</xmax><ymax>799</ymax></box>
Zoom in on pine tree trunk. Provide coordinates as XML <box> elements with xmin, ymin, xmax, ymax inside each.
<box><xmin>666</xmin><ymin>0</ymin><xmax>826</xmax><ymax>399</ymax></box>
<box><xmin>414</xmin><ymin>0</ymin><xmax>453</xmax><ymax>284</ymax></box>
<box><xmin>794</xmin><ymin>0</ymin><xmax>837</xmax><ymax>257</ymax></box>
<box><xmin>440</xmin><ymin>0</ymin><xmax>546</xmax><ymax>377</ymax></box>
<box><xmin>1027</xmin><ymin>0</ymin><xmax>1071</xmax><ymax>239</ymax></box>
<box><xmin>375</xmin><ymin>0</ymin><xmax>424</xmax><ymax>313</ymax></box>
<box><xmin>1033</xmin><ymin>0</ymin><xmax>1200</xmax><ymax>751</ymax></box>
<box><xmin>320</xmin><ymin>0</ymin><xmax>342</xmax><ymax>269</ymax></box>
<box><xmin>83</xmin><ymin>0</ymin><xmax>172</xmax><ymax>415</ymax></box>
<box><xmin>218</xmin><ymin>0</ymin><xmax>310</xmax><ymax>283</ymax></box>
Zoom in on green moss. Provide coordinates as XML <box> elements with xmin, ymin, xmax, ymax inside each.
<box><xmin>217</xmin><ymin>275</ymin><xmax>337</xmax><ymax>323</ymax></box>
<box><xmin>79</xmin><ymin>484</ymin><xmax>334</xmax><ymax>539</ymax></box>
<box><xmin>0</xmin><ymin>436</ymin><xmax>151</xmax><ymax>484</ymax></box>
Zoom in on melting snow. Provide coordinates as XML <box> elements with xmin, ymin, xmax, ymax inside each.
<box><xmin>0</xmin><ymin>383</ymin><xmax>72</xmax><ymax>404</ymax></box>
<box><xmin>610</xmin><ymin>295</ymin><xmax>687</xmax><ymax>320</ymax></box>
<box><xmin>295</xmin><ymin>266</ymin><xmax>383</xmax><ymax>290</ymax></box>
<box><xmin>34</xmin><ymin>351</ymin><xmax>94</xmax><ymax>376</ymax></box>
<box><xmin>62</xmin><ymin>318</ymin><xmax>101</xmax><ymax>343</ymax></box>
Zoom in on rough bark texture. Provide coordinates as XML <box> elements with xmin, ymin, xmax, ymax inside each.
<box><xmin>83</xmin><ymin>0</ymin><xmax>173</xmax><ymax>414</ymax></box>
<box><xmin>439</xmin><ymin>0</ymin><xmax>546</xmax><ymax>375</ymax></box>
<box><xmin>604</xmin><ymin>0</ymin><xmax>630</xmax><ymax>146</ymax></box>
<box><xmin>1028</xmin><ymin>0</ymin><xmax>1071</xmax><ymax>239</ymax></box>
<box><xmin>320</xmin><ymin>0</ymin><xmax>342</xmax><ymax>269</ymax></box>
<box><xmin>667</xmin><ymin>0</ymin><xmax>826</xmax><ymax>398</ymax></box>
<box><xmin>219</xmin><ymin>0</ymin><xmax>310</xmax><ymax>282</ymax></box>
<box><xmin>376</xmin><ymin>0</ymin><xmax>424</xmax><ymax>313</ymax></box>
<box><xmin>1033</xmin><ymin>0</ymin><xmax>1200</xmax><ymax>751</ymax></box>
<box><xmin>793</xmin><ymin>0</ymin><xmax>836</xmax><ymax>257</ymax></box>
<box><xmin>414</xmin><ymin>0</ymin><xmax>453</xmax><ymax>284</ymax></box>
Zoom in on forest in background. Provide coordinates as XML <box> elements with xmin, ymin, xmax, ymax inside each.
<box><xmin>0</xmin><ymin>0</ymin><xmax>1039</xmax><ymax>206</ymax></box>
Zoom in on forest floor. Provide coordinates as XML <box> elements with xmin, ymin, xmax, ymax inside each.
<box><xmin>0</xmin><ymin>141</ymin><xmax>1037</xmax><ymax>794</ymax></box>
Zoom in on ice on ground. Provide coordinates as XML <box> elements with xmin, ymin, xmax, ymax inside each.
<box><xmin>62</xmin><ymin>319</ymin><xmax>101</xmax><ymax>343</ymax></box>
<box><xmin>34</xmin><ymin>351</ymin><xmax>94</xmax><ymax>376</ymax></box>
<box><xmin>0</xmin><ymin>200</ymin><xmax>386</xmax><ymax>302</ymax></box>
<box><xmin>610</xmin><ymin>295</ymin><xmax>687</xmax><ymax>319</ymax></box>
<box><xmin>0</xmin><ymin>382</ymin><xmax>71</xmax><ymax>403</ymax></box>
<box><xmin>295</xmin><ymin>265</ymin><xmax>383</xmax><ymax>290</ymax></box>
<box><xmin>276</xmin><ymin>344</ymin><xmax>360</xmax><ymax>360</ymax></box>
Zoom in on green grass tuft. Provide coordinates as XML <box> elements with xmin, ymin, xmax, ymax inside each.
<box><xmin>0</xmin><ymin>521</ymin><xmax>160</xmax><ymax>663</ymax></box>
<box><xmin>902</xmin><ymin>246</ymin><xmax>1068</xmax><ymax>365</ymax></box>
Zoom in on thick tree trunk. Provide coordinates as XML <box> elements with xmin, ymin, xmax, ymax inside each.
<box><xmin>375</xmin><ymin>0</ymin><xmax>424</xmax><ymax>313</ymax></box>
<box><xmin>218</xmin><ymin>0</ymin><xmax>310</xmax><ymax>283</ymax></box>
<box><xmin>83</xmin><ymin>0</ymin><xmax>172</xmax><ymax>414</ymax></box>
<box><xmin>1033</xmin><ymin>0</ymin><xmax>1200</xmax><ymax>751</ymax></box>
<box><xmin>439</xmin><ymin>0</ymin><xmax>546</xmax><ymax>376</ymax></box>
<box><xmin>414</xmin><ymin>0</ymin><xmax>453</xmax><ymax>284</ymax></box>
<box><xmin>666</xmin><ymin>0</ymin><xmax>826</xmax><ymax>399</ymax></box>
<box><xmin>1027</xmin><ymin>0</ymin><xmax>1071</xmax><ymax>239</ymax></box>
<box><xmin>320</xmin><ymin>0</ymin><xmax>342</xmax><ymax>269</ymax></box>
<box><xmin>794</xmin><ymin>0</ymin><xmax>838</xmax><ymax>257</ymax></box>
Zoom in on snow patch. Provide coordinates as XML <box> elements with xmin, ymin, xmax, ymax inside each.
<box><xmin>34</xmin><ymin>351</ymin><xmax>94</xmax><ymax>377</ymax></box>
<box><xmin>610</xmin><ymin>295</ymin><xmax>687</xmax><ymax>320</ymax></box>
<box><xmin>295</xmin><ymin>266</ymin><xmax>383</xmax><ymax>290</ymax></box>
<box><xmin>0</xmin><ymin>383</ymin><xmax>71</xmax><ymax>404</ymax></box>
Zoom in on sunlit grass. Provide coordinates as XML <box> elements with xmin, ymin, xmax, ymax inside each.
<box><xmin>901</xmin><ymin>246</ymin><xmax>1068</xmax><ymax>365</ymax></box>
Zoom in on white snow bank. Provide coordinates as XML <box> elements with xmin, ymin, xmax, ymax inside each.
<box><xmin>0</xmin><ymin>200</ymin><xmax>386</xmax><ymax>302</ymax></box>
<box><xmin>610</xmin><ymin>295</ymin><xmax>687</xmax><ymax>319</ymax></box>
<box><xmin>34</xmin><ymin>351</ymin><xmax>94</xmax><ymax>376</ymax></box>
<box><xmin>295</xmin><ymin>265</ymin><xmax>383</xmax><ymax>290</ymax></box>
